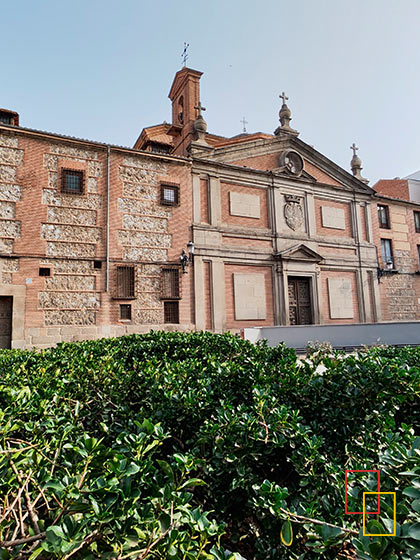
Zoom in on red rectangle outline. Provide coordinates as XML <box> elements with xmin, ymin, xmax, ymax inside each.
<box><xmin>345</xmin><ymin>469</ymin><xmax>380</xmax><ymax>514</ymax></box>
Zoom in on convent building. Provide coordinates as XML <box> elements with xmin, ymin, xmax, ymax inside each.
<box><xmin>0</xmin><ymin>67</ymin><xmax>420</xmax><ymax>349</ymax></box>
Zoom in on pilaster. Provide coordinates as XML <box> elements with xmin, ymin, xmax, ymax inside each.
<box><xmin>211</xmin><ymin>258</ymin><xmax>225</xmax><ymax>332</ymax></box>
<box><xmin>209</xmin><ymin>175</ymin><xmax>221</xmax><ymax>226</ymax></box>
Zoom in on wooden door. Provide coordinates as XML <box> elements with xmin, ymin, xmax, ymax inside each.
<box><xmin>288</xmin><ymin>277</ymin><xmax>312</xmax><ymax>325</ymax></box>
<box><xmin>0</xmin><ymin>296</ymin><xmax>12</xmax><ymax>349</ymax></box>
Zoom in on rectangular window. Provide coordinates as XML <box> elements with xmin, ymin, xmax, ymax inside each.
<box><xmin>164</xmin><ymin>301</ymin><xmax>179</xmax><ymax>323</ymax></box>
<box><xmin>93</xmin><ymin>260</ymin><xmax>102</xmax><ymax>269</ymax></box>
<box><xmin>61</xmin><ymin>169</ymin><xmax>84</xmax><ymax>195</ymax></box>
<box><xmin>417</xmin><ymin>245</ymin><xmax>420</xmax><ymax>267</ymax></box>
<box><xmin>39</xmin><ymin>267</ymin><xmax>51</xmax><ymax>276</ymax></box>
<box><xmin>120</xmin><ymin>304</ymin><xmax>132</xmax><ymax>320</ymax></box>
<box><xmin>414</xmin><ymin>211</ymin><xmax>420</xmax><ymax>233</ymax></box>
<box><xmin>377</xmin><ymin>205</ymin><xmax>390</xmax><ymax>229</ymax></box>
<box><xmin>381</xmin><ymin>238</ymin><xmax>393</xmax><ymax>268</ymax></box>
<box><xmin>161</xmin><ymin>268</ymin><xmax>180</xmax><ymax>299</ymax></box>
<box><xmin>116</xmin><ymin>266</ymin><xmax>135</xmax><ymax>298</ymax></box>
<box><xmin>160</xmin><ymin>183</ymin><xmax>179</xmax><ymax>206</ymax></box>
<box><xmin>0</xmin><ymin>113</ymin><xmax>12</xmax><ymax>124</ymax></box>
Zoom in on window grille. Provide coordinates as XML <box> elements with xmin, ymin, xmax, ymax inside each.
<box><xmin>0</xmin><ymin>113</ymin><xmax>12</xmax><ymax>124</ymax></box>
<box><xmin>161</xmin><ymin>267</ymin><xmax>180</xmax><ymax>299</ymax></box>
<box><xmin>164</xmin><ymin>301</ymin><xmax>179</xmax><ymax>323</ymax></box>
<box><xmin>160</xmin><ymin>183</ymin><xmax>179</xmax><ymax>206</ymax></box>
<box><xmin>61</xmin><ymin>169</ymin><xmax>84</xmax><ymax>195</ymax></box>
<box><xmin>414</xmin><ymin>211</ymin><xmax>420</xmax><ymax>233</ymax></box>
<box><xmin>116</xmin><ymin>266</ymin><xmax>135</xmax><ymax>298</ymax></box>
<box><xmin>120</xmin><ymin>304</ymin><xmax>132</xmax><ymax>320</ymax></box>
<box><xmin>377</xmin><ymin>205</ymin><xmax>390</xmax><ymax>229</ymax></box>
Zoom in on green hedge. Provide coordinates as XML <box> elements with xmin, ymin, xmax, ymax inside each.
<box><xmin>0</xmin><ymin>332</ymin><xmax>419</xmax><ymax>559</ymax></box>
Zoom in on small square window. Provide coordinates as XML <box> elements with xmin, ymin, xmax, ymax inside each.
<box><xmin>414</xmin><ymin>211</ymin><xmax>420</xmax><ymax>233</ymax></box>
<box><xmin>160</xmin><ymin>184</ymin><xmax>179</xmax><ymax>206</ymax></box>
<box><xmin>120</xmin><ymin>304</ymin><xmax>132</xmax><ymax>320</ymax></box>
<box><xmin>377</xmin><ymin>205</ymin><xmax>390</xmax><ymax>229</ymax></box>
<box><xmin>39</xmin><ymin>267</ymin><xmax>51</xmax><ymax>276</ymax></box>
<box><xmin>93</xmin><ymin>260</ymin><xmax>102</xmax><ymax>269</ymax></box>
<box><xmin>61</xmin><ymin>169</ymin><xmax>84</xmax><ymax>195</ymax></box>
<box><xmin>164</xmin><ymin>301</ymin><xmax>179</xmax><ymax>323</ymax></box>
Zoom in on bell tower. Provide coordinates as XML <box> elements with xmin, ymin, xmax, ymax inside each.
<box><xmin>168</xmin><ymin>67</ymin><xmax>203</xmax><ymax>155</ymax></box>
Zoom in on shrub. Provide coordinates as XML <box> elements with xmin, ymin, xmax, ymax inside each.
<box><xmin>0</xmin><ymin>332</ymin><xmax>418</xmax><ymax>559</ymax></box>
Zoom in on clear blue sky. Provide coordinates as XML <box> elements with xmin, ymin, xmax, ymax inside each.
<box><xmin>2</xmin><ymin>0</ymin><xmax>419</xmax><ymax>184</ymax></box>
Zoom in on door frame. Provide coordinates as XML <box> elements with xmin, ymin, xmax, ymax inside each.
<box><xmin>0</xmin><ymin>284</ymin><xmax>26</xmax><ymax>348</ymax></box>
<box><xmin>287</xmin><ymin>276</ymin><xmax>313</xmax><ymax>325</ymax></box>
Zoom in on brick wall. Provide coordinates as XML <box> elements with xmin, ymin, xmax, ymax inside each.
<box><xmin>221</xmin><ymin>182</ymin><xmax>268</xmax><ymax>228</ymax></box>
<box><xmin>0</xmin><ymin>127</ymin><xmax>193</xmax><ymax>348</ymax></box>
<box><xmin>314</xmin><ymin>198</ymin><xmax>353</xmax><ymax>239</ymax></box>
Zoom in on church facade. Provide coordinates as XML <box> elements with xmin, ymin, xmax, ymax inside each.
<box><xmin>0</xmin><ymin>67</ymin><xmax>419</xmax><ymax>349</ymax></box>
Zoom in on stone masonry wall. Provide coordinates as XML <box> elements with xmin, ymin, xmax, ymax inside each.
<box><xmin>0</xmin><ymin>133</ymin><xmax>24</xmax><ymax>260</ymax></box>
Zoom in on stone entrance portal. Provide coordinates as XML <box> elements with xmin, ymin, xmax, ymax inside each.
<box><xmin>288</xmin><ymin>277</ymin><xmax>312</xmax><ymax>325</ymax></box>
<box><xmin>0</xmin><ymin>296</ymin><xmax>13</xmax><ymax>348</ymax></box>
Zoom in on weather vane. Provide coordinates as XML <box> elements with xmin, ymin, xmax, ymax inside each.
<box><xmin>181</xmin><ymin>42</ymin><xmax>189</xmax><ymax>67</ymax></box>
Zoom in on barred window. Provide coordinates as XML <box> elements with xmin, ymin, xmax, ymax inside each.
<box><xmin>160</xmin><ymin>183</ymin><xmax>179</xmax><ymax>206</ymax></box>
<box><xmin>164</xmin><ymin>301</ymin><xmax>179</xmax><ymax>323</ymax></box>
<box><xmin>116</xmin><ymin>266</ymin><xmax>135</xmax><ymax>298</ymax></box>
<box><xmin>161</xmin><ymin>267</ymin><xmax>180</xmax><ymax>299</ymax></box>
<box><xmin>61</xmin><ymin>169</ymin><xmax>84</xmax><ymax>195</ymax></box>
<box><xmin>120</xmin><ymin>304</ymin><xmax>132</xmax><ymax>320</ymax></box>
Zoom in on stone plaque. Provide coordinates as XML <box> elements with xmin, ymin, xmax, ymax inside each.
<box><xmin>321</xmin><ymin>206</ymin><xmax>346</xmax><ymax>230</ymax></box>
<box><xmin>229</xmin><ymin>192</ymin><xmax>260</xmax><ymax>218</ymax></box>
<box><xmin>233</xmin><ymin>273</ymin><xmax>266</xmax><ymax>320</ymax></box>
<box><xmin>328</xmin><ymin>277</ymin><xmax>353</xmax><ymax>319</ymax></box>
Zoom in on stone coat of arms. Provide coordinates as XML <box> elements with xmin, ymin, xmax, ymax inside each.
<box><xmin>284</xmin><ymin>195</ymin><xmax>304</xmax><ymax>231</ymax></box>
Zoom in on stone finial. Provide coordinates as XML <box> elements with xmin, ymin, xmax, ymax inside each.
<box><xmin>350</xmin><ymin>143</ymin><xmax>369</xmax><ymax>184</ymax></box>
<box><xmin>193</xmin><ymin>102</ymin><xmax>208</xmax><ymax>143</ymax></box>
<box><xmin>274</xmin><ymin>92</ymin><xmax>298</xmax><ymax>136</ymax></box>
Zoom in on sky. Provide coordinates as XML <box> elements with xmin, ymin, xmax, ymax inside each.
<box><xmin>2</xmin><ymin>0</ymin><xmax>420</xmax><ymax>184</ymax></box>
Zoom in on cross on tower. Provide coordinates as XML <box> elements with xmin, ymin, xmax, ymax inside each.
<box><xmin>280</xmin><ymin>92</ymin><xmax>289</xmax><ymax>105</ymax></box>
<box><xmin>194</xmin><ymin>102</ymin><xmax>206</xmax><ymax>116</ymax></box>
<box><xmin>240</xmin><ymin>117</ymin><xmax>248</xmax><ymax>133</ymax></box>
<box><xmin>181</xmin><ymin>42</ymin><xmax>189</xmax><ymax>67</ymax></box>
<box><xmin>350</xmin><ymin>143</ymin><xmax>359</xmax><ymax>157</ymax></box>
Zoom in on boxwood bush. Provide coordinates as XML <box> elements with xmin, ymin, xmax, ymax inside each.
<box><xmin>0</xmin><ymin>332</ymin><xmax>419</xmax><ymax>559</ymax></box>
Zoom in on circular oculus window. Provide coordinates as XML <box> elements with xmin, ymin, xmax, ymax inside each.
<box><xmin>279</xmin><ymin>150</ymin><xmax>304</xmax><ymax>176</ymax></box>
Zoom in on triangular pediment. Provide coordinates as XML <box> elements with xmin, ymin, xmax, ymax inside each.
<box><xmin>275</xmin><ymin>244</ymin><xmax>324</xmax><ymax>262</ymax></box>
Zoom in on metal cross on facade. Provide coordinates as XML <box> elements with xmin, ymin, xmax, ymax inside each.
<box><xmin>181</xmin><ymin>42</ymin><xmax>189</xmax><ymax>67</ymax></box>
<box><xmin>350</xmin><ymin>143</ymin><xmax>359</xmax><ymax>156</ymax></box>
<box><xmin>194</xmin><ymin>102</ymin><xmax>206</xmax><ymax>116</ymax></box>
<box><xmin>240</xmin><ymin>117</ymin><xmax>248</xmax><ymax>133</ymax></box>
<box><xmin>280</xmin><ymin>92</ymin><xmax>289</xmax><ymax>105</ymax></box>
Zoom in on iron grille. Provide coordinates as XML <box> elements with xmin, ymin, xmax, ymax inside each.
<box><xmin>161</xmin><ymin>267</ymin><xmax>180</xmax><ymax>299</ymax></box>
<box><xmin>61</xmin><ymin>169</ymin><xmax>84</xmax><ymax>195</ymax></box>
<box><xmin>160</xmin><ymin>184</ymin><xmax>179</xmax><ymax>206</ymax></box>
<box><xmin>116</xmin><ymin>266</ymin><xmax>135</xmax><ymax>298</ymax></box>
<box><xmin>120</xmin><ymin>304</ymin><xmax>132</xmax><ymax>320</ymax></box>
<box><xmin>164</xmin><ymin>301</ymin><xmax>179</xmax><ymax>323</ymax></box>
